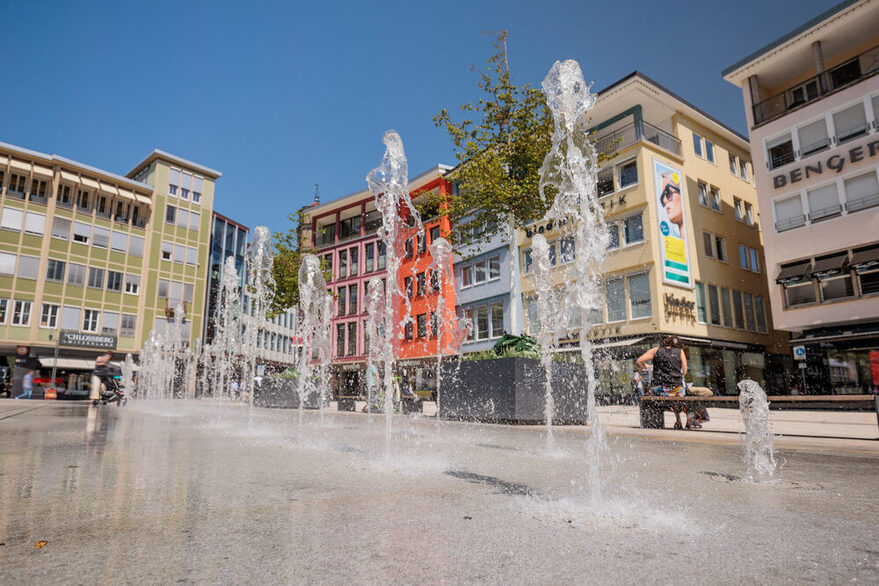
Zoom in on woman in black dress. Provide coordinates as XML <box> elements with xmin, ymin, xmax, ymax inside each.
<box><xmin>636</xmin><ymin>336</ymin><xmax>696</xmax><ymax>429</ymax></box>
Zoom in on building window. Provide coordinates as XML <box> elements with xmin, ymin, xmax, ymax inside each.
<box><xmin>628</xmin><ymin>273</ymin><xmax>651</xmax><ymax>319</ymax></box>
<box><xmin>17</xmin><ymin>256</ymin><xmax>39</xmax><ymax>280</ymax></box>
<box><xmin>623</xmin><ymin>214</ymin><xmax>643</xmax><ymax>244</ymax></box>
<box><xmin>162</xmin><ymin>241</ymin><xmax>173</xmax><ymax>261</ymax></box>
<box><xmin>348</xmin><ymin>284</ymin><xmax>358</xmax><ymax>314</ymax></box>
<box><xmin>120</xmin><ymin>314</ymin><xmax>136</xmax><ymax>337</ymax></box>
<box><xmin>749</xmin><ymin>248</ymin><xmax>760</xmax><ymax>273</ymax></box>
<box><xmin>82</xmin><ymin>309</ymin><xmax>99</xmax><ymax>332</ymax></box>
<box><xmin>597</xmin><ymin>168</ymin><xmax>614</xmax><ymax>196</ymax></box>
<box><xmin>476</xmin><ymin>306</ymin><xmax>490</xmax><ymax>340</ymax></box>
<box><xmin>709</xmin><ymin>186</ymin><xmax>721</xmax><ymax>211</ymax></box>
<box><xmin>1</xmin><ymin>207</ymin><xmax>23</xmax><ymax>231</ymax></box>
<box><xmin>605</xmin><ymin>278</ymin><xmax>626</xmax><ymax>322</ymax></box>
<box><xmin>560</xmin><ymin>235</ymin><xmax>576</xmax><ymax>262</ymax></box>
<box><xmin>820</xmin><ymin>274</ymin><xmax>854</xmax><ymax>302</ymax></box>
<box><xmin>833</xmin><ymin>102</ymin><xmax>868</xmax><ymax>144</ymax></box>
<box><xmin>186</xmin><ymin>246</ymin><xmax>197</xmax><ymax>265</ymax></box>
<box><xmin>774</xmin><ymin>194</ymin><xmax>806</xmax><ymax>232</ymax></box>
<box><xmin>107</xmin><ymin>270</ymin><xmax>122</xmax><ymax>292</ymax></box>
<box><xmin>349</xmin><ymin>247</ymin><xmax>358</xmax><ymax>276</ymax></box>
<box><xmin>755</xmin><ymin>296</ymin><xmax>767</xmax><ymax>333</ymax></box>
<box><xmin>40</xmin><ymin>303</ymin><xmax>59</xmax><ymax>329</ymax></box>
<box><xmin>743</xmin><ymin>293</ymin><xmax>757</xmax><ymax>332</ymax></box>
<box><xmin>338</xmin><ymin>286</ymin><xmax>347</xmax><ymax>316</ymax></box>
<box><xmin>733</xmin><ymin>290</ymin><xmax>745</xmax><ymax>328</ymax></box>
<box><xmin>169</xmin><ymin>168</ymin><xmax>180</xmax><ymax>196</ymax></box>
<box><xmin>797</xmin><ymin>118</ymin><xmax>830</xmax><ymax>157</ymax></box>
<box><xmin>93</xmin><ymin>226</ymin><xmax>110</xmax><ymax>248</ymax></box>
<box><xmin>46</xmin><ymin>259</ymin><xmax>65</xmax><ymax>282</ymax></box>
<box><xmin>618</xmin><ymin>160</ymin><xmax>638</xmax><ymax>189</ymax></box>
<box><xmin>101</xmin><ymin>312</ymin><xmax>118</xmax><ymax>335</ymax></box>
<box><xmin>29</xmin><ymin>178</ymin><xmax>47</xmax><ymax>201</ymax></box>
<box><xmin>158</xmin><ymin>279</ymin><xmax>170</xmax><ymax>299</ymax></box>
<box><xmin>0</xmin><ymin>298</ymin><xmax>7</xmax><ymax>324</ymax></box>
<box><xmin>7</xmin><ymin>173</ymin><xmax>26</xmax><ymax>196</ymax></box>
<box><xmin>125</xmin><ymin>274</ymin><xmax>140</xmax><ymax>295</ymax></box>
<box><xmin>76</xmin><ymin>189</ymin><xmax>90</xmax><ymax>210</ymax></box>
<box><xmin>416</xmin><ymin>272</ymin><xmax>426</xmax><ymax>296</ymax></box>
<box><xmin>708</xmin><ymin>284</ymin><xmax>721</xmax><ymax>325</ymax></box>
<box><xmin>51</xmin><ymin>217</ymin><xmax>71</xmax><ymax>240</ymax></box>
<box><xmin>338</xmin><ymin>249</ymin><xmax>347</xmax><ymax>278</ymax></box>
<box><xmin>347</xmin><ymin>322</ymin><xmax>357</xmax><ymax>355</ymax></box>
<box><xmin>404</xmin><ymin>321</ymin><xmax>413</xmax><ymax>340</ymax></box>
<box><xmin>180</xmin><ymin>171</ymin><xmax>191</xmax><ymax>200</ymax></box>
<box><xmin>192</xmin><ymin>176</ymin><xmax>202</xmax><ymax>203</ymax></box>
<box><xmin>165</xmin><ymin>204</ymin><xmax>176</xmax><ymax>224</ymax></box>
<box><xmin>693</xmin><ymin>133</ymin><xmax>703</xmax><ymax>157</ymax></box>
<box><xmin>430</xmin><ymin>225</ymin><xmax>440</xmax><ymax>243</ymax></box>
<box><xmin>703</xmin><ymin>232</ymin><xmax>714</xmax><ymax>258</ymax></box>
<box><xmin>729</xmin><ymin>154</ymin><xmax>738</xmax><ymax>175</ymax></box>
<box><xmin>0</xmin><ymin>253</ymin><xmax>13</xmax><ymax>276</ymax></box>
<box><xmin>24</xmin><ymin>212</ymin><xmax>46</xmax><ymax>235</ymax></box>
<box><xmin>67</xmin><ymin>263</ymin><xmax>85</xmax><ymax>286</ymax></box>
<box><xmin>404</xmin><ymin>276</ymin><xmax>413</xmax><ymax>298</ymax></box>
<box><xmin>740</xmin><ymin>161</ymin><xmax>750</xmax><ymax>182</ymax></box>
<box><xmin>365</xmin><ymin>243</ymin><xmax>375</xmax><ymax>273</ymax></box>
<box><xmin>715</xmin><ymin>236</ymin><xmax>727</xmax><ymax>262</ymax></box>
<box><xmin>807</xmin><ymin>184</ymin><xmax>841</xmax><ymax>223</ymax></box>
<box><xmin>417</xmin><ymin>234</ymin><xmax>427</xmax><ymax>255</ymax></box>
<box><xmin>739</xmin><ymin>245</ymin><xmax>748</xmax><ymax>269</ymax></box>
<box><xmin>784</xmin><ymin>280</ymin><xmax>816</xmax><ymax>307</ymax></box>
<box><xmin>430</xmin><ymin>269</ymin><xmax>441</xmax><ymax>292</ymax></box>
<box><xmin>417</xmin><ymin>313</ymin><xmax>427</xmax><ymax>338</ymax></box>
<box><xmin>522</xmin><ymin>249</ymin><xmax>532</xmax><ymax>274</ymax></box>
<box><xmin>705</xmin><ymin>139</ymin><xmax>715</xmax><ymax>163</ymax></box>
<box><xmin>767</xmin><ymin>133</ymin><xmax>794</xmax><ymax>170</ymax></box>
<box><xmin>697</xmin><ymin>182</ymin><xmax>708</xmax><ymax>207</ymax></box>
<box><xmin>12</xmin><ymin>300</ymin><xmax>32</xmax><ymax>326</ymax></box>
<box><xmin>323</xmin><ymin>253</ymin><xmax>333</xmax><ymax>279</ymax></box>
<box><xmin>129</xmin><ymin>236</ymin><xmax>144</xmax><ymax>257</ymax></box>
<box><xmin>695</xmin><ymin>282</ymin><xmax>707</xmax><ymax>323</ymax></box>
<box><xmin>843</xmin><ymin>171</ymin><xmax>879</xmax><ymax>213</ymax></box>
<box><xmin>377</xmin><ymin>241</ymin><xmax>386</xmax><ymax>270</ymax></box>
<box><xmin>336</xmin><ymin>323</ymin><xmax>345</xmax><ymax>356</ymax></box>
<box><xmin>734</xmin><ymin>197</ymin><xmax>744</xmax><ymax>222</ymax></box>
<box><xmin>87</xmin><ymin>267</ymin><xmax>104</xmax><ymax>289</ymax></box>
<box><xmin>720</xmin><ymin>287</ymin><xmax>733</xmax><ymax>327</ymax></box>
<box><xmin>744</xmin><ymin>202</ymin><xmax>754</xmax><ymax>226</ymax></box>
<box><xmin>111</xmin><ymin>231</ymin><xmax>127</xmax><ymax>252</ymax></box>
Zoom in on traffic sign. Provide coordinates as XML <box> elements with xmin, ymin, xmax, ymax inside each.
<box><xmin>793</xmin><ymin>345</ymin><xmax>806</xmax><ymax>361</ymax></box>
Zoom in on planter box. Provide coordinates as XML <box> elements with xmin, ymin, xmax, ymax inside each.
<box><xmin>253</xmin><ymin>378</ymin><xmax>320</xmax><ymax>409</ymax></box>
<box><xmin>438</xmin><ymin>357</ymin><xmax>588</xmax><ymax>423</ymax></box>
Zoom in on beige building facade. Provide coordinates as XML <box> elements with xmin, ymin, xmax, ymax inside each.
<box><xmin>519</xmin><ymin>73</ymin><xmax>790</xmax><ymax>396</ymax></box>
<box><xmin>723</xmin><ymin>0</ymin><xmax>879</xmax><ymax>394</ymax></box>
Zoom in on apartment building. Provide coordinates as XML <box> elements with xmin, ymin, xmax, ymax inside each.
<box><xmin>519</xmin><ymin>72</ymin><xmax>790</xmax><ymax>396</ymax></box>
<box><xmin>300</xmin><ymin>165</ymin><xmax>451</xmax><ymax>398</ymax></box>
<box><xmin>723</xmin><ymin>0</ymin><xmax>879</xmax><ymax>394</ymax></box>
<box><xmin>0</xmin><ymin>142</ymin><xmax>218</xmax><ymax>395</ymax></box>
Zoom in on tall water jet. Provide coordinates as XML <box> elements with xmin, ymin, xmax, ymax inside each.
<box><xmin>427</xmin><ymin>237</ymin><xmax>453</xmax><ymax>417</ymax></box>
<box><xmin>121</xmin><ymin>353</ymin><xmax>136</xmax><ymax>398</ymax></box>
<box><xmin>297</xmin><ymin>255</ymin><xmax>332</xmax><ymax>422</ymax></box>
<box><xmin>243</xmin><ymin>226</ymin><xmax>275</xmax><ymax>407</ymax></box>
<box><xmin>367</xmin><ymin>130</ymin><xmax>423</xmax><ymax>455</ymax></box>
<box><xmin>364</xmin><ymin>277</ymin><xmax>387</xmax><ymax>414</ymax></box>
<box><xmin>738</xmin><ymin>379</ymin><xmax>778</xmax><ymax>482</ymax></box>
<box><xmin>538</xmin><ymin>60</ymin><xmax>609</xmax><ymax>499</ymax></box>
<box><xmin>212</xmin><ymin>256</ymin><xmax>243</xmax><ymax>399</ymax></box>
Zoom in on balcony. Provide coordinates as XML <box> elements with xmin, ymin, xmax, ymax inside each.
<box><xmin>809</xmin><ymin>204</ymin><xmax>842</xmax><ymax>223</ymax></box>
<box><xmin>132</xmin><ymin>216</ymin><xmax>148</xmax><ymax>229</ymax></box>
<box><xmin>314</xmin><ymin>227</ymin><xmax>335</xmax><ymax>248</ymax></box>
<box><xmin>29</xmin><ymin>193</ymin><xmax>48</xmax><ymax>205</ymax></box>
<box><xmin>845</xmin><ymin>192</ymin><xmax>879</xmax><ymax>213</ymax></box>
<box><xmin>594</xmin><ymin>120</ymin><xmax>682</xmax><ymax>158</ymax></box>
<box><xmin>775</xmin><ymin>214</ymin><xmax>806</xmax><ymax>232</ymax></box>
<box><xmin>6</xmin><ymin>189</ymin><xmax>25</xmax><ymax>200</ymax></box>
<box><xmin>752</xmin><ymin>44</ymin><xmax>879</xmax><ymax>127</ymax></box>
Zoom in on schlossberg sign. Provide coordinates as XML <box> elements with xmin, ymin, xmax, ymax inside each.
<box><xmin>773</xmin><ymin>138</ymin><xmax>879</xmax><ymax>190</ymax></box>
<box><xmin>59</xmin><ymin>330</ymin><xmax>117</xmax><ymax>349</ymax></box>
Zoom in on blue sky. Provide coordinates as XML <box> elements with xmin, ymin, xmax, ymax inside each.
<box><xmin>1</xmin><ymin>0</ymin><xmax>836</xmax><ymax>237</ymax></box>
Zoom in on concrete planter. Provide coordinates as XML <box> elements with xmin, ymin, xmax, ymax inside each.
<box><xmin>438</xmin><ymin>357</ymin><xmax>588</xmax><ymax>423</ymax></box>
<box><xmin>253</xmin><ymin>378</ymin><xmax>320</xmax><ymax>409</ymax></box>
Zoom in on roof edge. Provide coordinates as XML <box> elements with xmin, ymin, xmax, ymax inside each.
<box><xmin>127</xmin><ymin>149</ymin><xmax>222</xmax><ymax>179</ymax></box>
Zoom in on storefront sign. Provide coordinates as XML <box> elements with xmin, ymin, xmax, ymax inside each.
<box><xmin>15</xmin><ymin>346</ymin><xmax>29</xmax><ymax>356</ymax></box>
<box><xmin>772</xmin><ymin>138</ymin><xmax>879</xmax><ymax>190</ymax></box>
<box><xmin>793</xmin><ymin>345</ymin><xmax>807</xmax><ymax>361</ymax></box>
<box><xmin>654</xmin><ymin>159</ymin><xmax>691</xmax><ymax>288</ymax></box>
<box><xmin>58</xmin><ymin>330</ymin><xmax>117</xmax><ymax>349</ymax></box>
<box><xmin>663</xmin><ymin>293</ymin><xmax>695</xmax><ymax>318</ymax></box>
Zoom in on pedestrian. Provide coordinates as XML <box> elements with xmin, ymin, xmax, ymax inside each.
<box><xmin>231</xmin><ymin>380</ymin><xmax>240</xmax><ymax>400</ymax></box>
<box><xmin>636</xmin><ymin>336</ymin><xmax>698</xmax><ymax>429</ymax></box>
<box><xmin>16</xmin><ymin>369</ymin><xmax>35</xmax><ymax>400</ymax></box>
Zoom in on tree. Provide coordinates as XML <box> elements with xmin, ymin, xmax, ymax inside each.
<box><xmin>268</xmin><ymin>208</ymin><xmax>331</xmax><ymax>316</ymax></box>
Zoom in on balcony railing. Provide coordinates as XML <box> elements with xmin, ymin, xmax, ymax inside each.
<box><xmin>6</xmin><ymin>189</ymin><xmax>25</xmax><ymax>200</ymax></box>
<box><xmin>29</xmin><ymin>193</ymin><xmax>48</xmax><ymax>205</ymax></box>
<box><xmin>845</xmin><ymin>192</ymin><xmax>879</xmax><ymax>213</ymax></box>
<box><xmin>808</xmin><ymin>204</ymin><xmax>842</xmax><ymax>223</ymax></box>
<box><xmin>775</xmin><ymin>215</ymin><xmax>806</xmax><ymax>232</ymax></box>
<box><xmin>594</xmin><ymin>120</ymin><xmax>681</xmax><ymax>158</ymax></box>
<box><xmin>752</xmin><ymin>44</ymin><xmax>879</xmax><ymax>126</ymax></box>
<box><xmin>314</xmin><ymin>229</ymin><xmax>335</xmax><ymax>248</ymax></box>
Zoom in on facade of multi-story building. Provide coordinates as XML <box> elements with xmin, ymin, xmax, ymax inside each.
<box><xmin>518</xmin><ymin>72</ymin><xmax>791</xmax><ymax>396</ymax></box>
<box><xmin>723</xmin><ymin>0</ymin><xmax>879</xmax><ymax>394</ymax></box>
<box><xmin>300</xmin><ymin>165</ymin><xmax>451</xmax><ymax>398</ymax></box>
<box><xmin>204</xmin><ymin>211</ymin><xmax>248</xmax><ymax>345</ymax></box>
<box><xmin>0</xmin><ymin>143</ymin><xmax>218</xmax><ymax>394</ymax></box>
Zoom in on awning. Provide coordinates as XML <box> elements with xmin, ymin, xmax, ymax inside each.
<box><xmin>99</xmin><ymin>183</ymin><xmax>119</xmax><ymax>196</ymax></box>
<box><xmin>789</xmin><ymin>322</ymin><xmax>879</xmax><ymax>345</ymax></box>
<box><xmin>33</xmin><ymin>164</ymin><xmax>54</xmax><ymax>178</ymax></box>
<box><xmin>811</xmin><ymin>254</ymin><xmax>848</xmax><ymax>279</ymax></box>
<box><xmin>10</xmin><ymin>159</ymin><xmax>30</xmax><ymax>172</ymax></box>
<box><xmin>775</xmin><ymin>262</ymin><xmax>812</xmax><ymax>285</ymax></box>
<box><xmin>135</xmin><ymin>194</ymin><xmax>152</xmax><ymax>205</ymax></box>
<box><xmin>60</xmin><ymin>170</ymin><xmax>80</xmax><ymax>183</ymax></box>
<box><xmin>558</xmin><ymin>337</ymin><xmax>645</xmax><ymax>351</ymax></box>
<box><xmin>0</xmin><ymin>155</ymin><xmax>8</xmax><ymax>166</ymax></box>
<box><xmin>117</xmin><ymin>187</ymin><xmax>136</xmax><ymax>202</ymax></box>
<box><xmin>851</xmin><ymin>246</ymin><xmax>879</xmax><ymax>273</ymax></box>
<box><xmin>37</xmin><ymin>357</ymin><xmax>95</xmax><ymax>370</ymax></box>
<box><xmin>81</xmin><ymin>176</ymin><xmax>99</xmax><ymax>189</ymax></box>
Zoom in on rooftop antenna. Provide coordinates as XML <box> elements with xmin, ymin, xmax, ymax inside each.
<box><xmin>313</xmin><ymin>183</ymin><xmax>320</xmax><ymax>204</ymax></box>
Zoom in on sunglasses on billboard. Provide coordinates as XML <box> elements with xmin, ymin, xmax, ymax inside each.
<box><xmin>660</xmin><ymin>183</ymin><xmax>680</xmax><ymax>204</ymax></box>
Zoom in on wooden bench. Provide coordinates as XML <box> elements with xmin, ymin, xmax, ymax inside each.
<box><xmin>639</xmin><ymin>394</ymin><xmax>879</xmax><ymax>430</ymax></box>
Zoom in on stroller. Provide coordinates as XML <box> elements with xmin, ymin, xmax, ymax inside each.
<box><xmin>92</xmin><ymin>364</ymin><xmax>126</xmax><ymax>406</ymax></box>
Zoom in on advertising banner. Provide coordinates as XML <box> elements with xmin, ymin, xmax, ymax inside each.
<box><xmin>654</xmin><ymin>158</ymin><xmax>692</xmax><ymax>288</ymax></box>
<box><xmin>59</xmin><ymin>330</ymin><xmax>117</xmax><ymax>349</ymax></box>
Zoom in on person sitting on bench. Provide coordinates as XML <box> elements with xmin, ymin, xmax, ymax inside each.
<box><xmin>636</xmin><ymin>336</ymin><xmax>698</xmax><ymax>429</ymax></box>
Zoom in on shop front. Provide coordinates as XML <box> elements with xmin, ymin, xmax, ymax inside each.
<box><xmin>791</xmin><ymin>322</ymin><xmax>879</xmax><ymax>394</ymax></box>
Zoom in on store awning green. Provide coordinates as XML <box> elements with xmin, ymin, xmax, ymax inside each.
<box><xmin>775</xmin><ymin>262</ymin><xmax>811</xmax><ymax>285</ymax></box>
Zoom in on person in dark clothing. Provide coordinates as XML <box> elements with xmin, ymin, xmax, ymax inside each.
<box><xmin>636</xmin><ymin>336</ymin><xmax>696</xmax><ymax>429</ymax></box>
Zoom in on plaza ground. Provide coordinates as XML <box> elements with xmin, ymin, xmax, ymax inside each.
<box><xmin>1</xmin><ymin>399</ymin><xmax>877</xmax><ymax>583</ymax></box>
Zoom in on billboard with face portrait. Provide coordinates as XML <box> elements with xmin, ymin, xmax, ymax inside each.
<box><xmin>654</xmin><ymin>158</ymin><xmax>691</xmax><ymax>288</ymax></box>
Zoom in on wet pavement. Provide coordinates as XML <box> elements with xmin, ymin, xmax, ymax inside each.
<box><xmin>1</xmin><ymin>399</ymin><xmax>878</xmax><ymax>584</ymax></box>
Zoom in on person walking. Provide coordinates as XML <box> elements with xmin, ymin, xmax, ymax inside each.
<box><xmin>636</xmin><ymin>336</ymin><xmax>697</xmax><ymax>429</ymax></box>
<box><xmin>15</xmin><ymin>369</ymin><xmax>34</xmax><ymax>400</ymax></box>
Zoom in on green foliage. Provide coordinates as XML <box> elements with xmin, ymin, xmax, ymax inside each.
<box><xmin>269</xmin><ymin>208</ymin><xmax>331</xmax><ymax>316</ymax></box>
<box><xmin>432</xmin><ymin>31</ymin><xmax>553</xmax><ymax>246</ymax></box>
<box><xmin>463</xmin><ymin>347</ymin><xmax>540</xmax><ymax>361</ymax></box>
